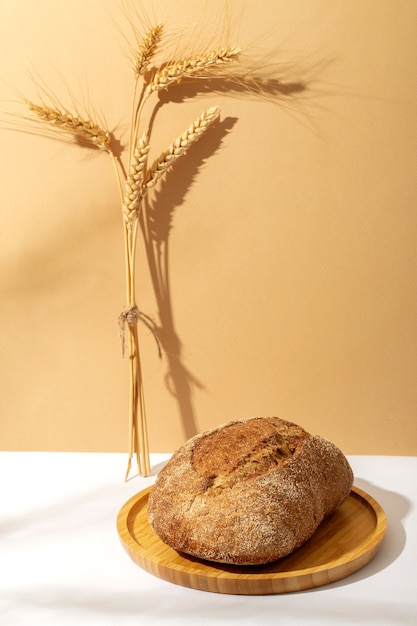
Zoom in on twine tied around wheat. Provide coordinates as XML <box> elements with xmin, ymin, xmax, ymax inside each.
<box><xmin>118</xmin><ymin>306</ymin><xmax>162</xmax><ymax>359</ymax></box>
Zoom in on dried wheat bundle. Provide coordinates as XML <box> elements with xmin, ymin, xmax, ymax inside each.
<box><xmin>19</xmin><ymin>10</ymin><xmax>251</xmax><ymax>479</ymax></box>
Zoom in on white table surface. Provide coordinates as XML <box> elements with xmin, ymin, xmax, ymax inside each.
<box><xmin>0</xmin><ymin>452</ymin><xmax>416</xmax><ymax>625</ymax></box>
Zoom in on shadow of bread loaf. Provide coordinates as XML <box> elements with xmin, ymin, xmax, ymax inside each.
<box><xmin>147</xmin><ymin>416</ymin><xmax>354</xmax><ymax>565</ymax></box>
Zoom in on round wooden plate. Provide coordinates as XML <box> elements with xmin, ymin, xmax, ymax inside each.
<box><xmin>117</xmin><ymin>485</ymin><xmax>386</xmax><ymax>595</ymax></box>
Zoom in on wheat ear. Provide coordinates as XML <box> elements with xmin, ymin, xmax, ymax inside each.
<box><xmin>142</xmin><ymin>106</ymin><xmax>220</xmax><ymax>193</ymax></box>
<box><xmin>144</xmin><ymin>47</ymin><xmax>241</xmax><ymax>96</ymax></box>
<box><xmin>132</xmin><ymin>23</ymin><xmax>164</xmax><ymax>77</ymax></box>
<box><xmin>25</xmin><ymin>100</ymin><xmax>112</xmax><ymax>152</ymax></box>
<box><xmin>122</xmin><ymin>132</ymin><xmax>150</xmax><ymax>226</ymax></box>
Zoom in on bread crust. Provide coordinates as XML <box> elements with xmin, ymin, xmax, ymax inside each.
<box><xmin>147</xmin><ymin>417</ymin><xmax>354</xmax><ymax>565</ymax></box>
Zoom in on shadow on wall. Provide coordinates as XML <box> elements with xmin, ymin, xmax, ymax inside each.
<box><xmin>139</xmin><ymin>73</ymin><xmax>309</xmax><ymax>440</ymax></box>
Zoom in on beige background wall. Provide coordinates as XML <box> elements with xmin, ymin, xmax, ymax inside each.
<box><xmin>1</xmin><ymin>0</ymin><xmax>416</xmax><ymax>455</ymax></box>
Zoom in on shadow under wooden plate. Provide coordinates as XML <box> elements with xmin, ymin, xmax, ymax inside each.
<box><xmin>117</xmin><ymin>486</ymin><xmax>387</xmax><ymax>595</ymax></box>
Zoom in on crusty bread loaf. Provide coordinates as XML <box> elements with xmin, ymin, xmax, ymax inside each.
<box><xmin>147</xmin><ymin>416</ymin><xmax>354</xmax><ymax>565</ymax></box>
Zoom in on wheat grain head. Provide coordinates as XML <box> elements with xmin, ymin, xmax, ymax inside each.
<box><xmin>25</xmin><ymin>100</ymin><xmax>113</xmax><ymax>152</ymax></box>
<box><xmin>144</xmin><ymin>47</ymin><xmax>241</xmax><ymax>97</ymax></box>
<box><xmin>132</xmin><ymin>23</ymin><xmax>164</xmax><ymax>77</ymax></box>
<box><xmin>142</xmin><ymin>106</ymin><xmax>220</xmax><ymax>193</ymax></box>
<box><xmin>122</xmin><ymin>132</ymin><xmax>150</xmax><ymax>226</ymax></box>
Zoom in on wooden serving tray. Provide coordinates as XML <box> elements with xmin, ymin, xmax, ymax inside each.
<box><xmin>117</xmin><ymin>486</ymin><xmax>386</xmax><ymax>595</ymax></box>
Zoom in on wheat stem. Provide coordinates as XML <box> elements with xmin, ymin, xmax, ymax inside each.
<box><xmin>129</xmin><ymin>23</ymin><xmax>163</xmax><ymax>153</ymax></box>
<box><xmin>132</xmin><ymin>323</ymin><xmax>150</xmax><ymax>476</ymax></box>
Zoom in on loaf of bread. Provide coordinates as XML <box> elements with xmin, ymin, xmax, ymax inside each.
<box><xmin>147</xmin><ymin>416</ymin><xmax>353</xmax><ymax>565</ymax></box>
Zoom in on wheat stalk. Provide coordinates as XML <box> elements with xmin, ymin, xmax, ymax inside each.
<box><xmin>24</xmin><ymin>100</ymin><xmax>112</xmax><ymax>152</ymax></box>
<box><xmin>142</xmin><ymin>106</ymin><xmax>220</xmax><ymax>193</ymax></box>
<box><xmin>144</xmin><ymin>47</ymin><xmax>241</xmax><ymax>96</ymax></box>
<box><xmin>122</xmin><ymin>132</ymin><xmax>150</xmax><ymax>226</ymax></box>
<box><xmin>132</xmin><ymin>23</ymin><xmax>164</xmax><ymax>77</ymax></box>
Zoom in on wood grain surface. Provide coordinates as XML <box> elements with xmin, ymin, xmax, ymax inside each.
<box><xmin>117</xmin><ymin>486</ymin><xmax>386</xmax><ymax>595</ymax></box>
